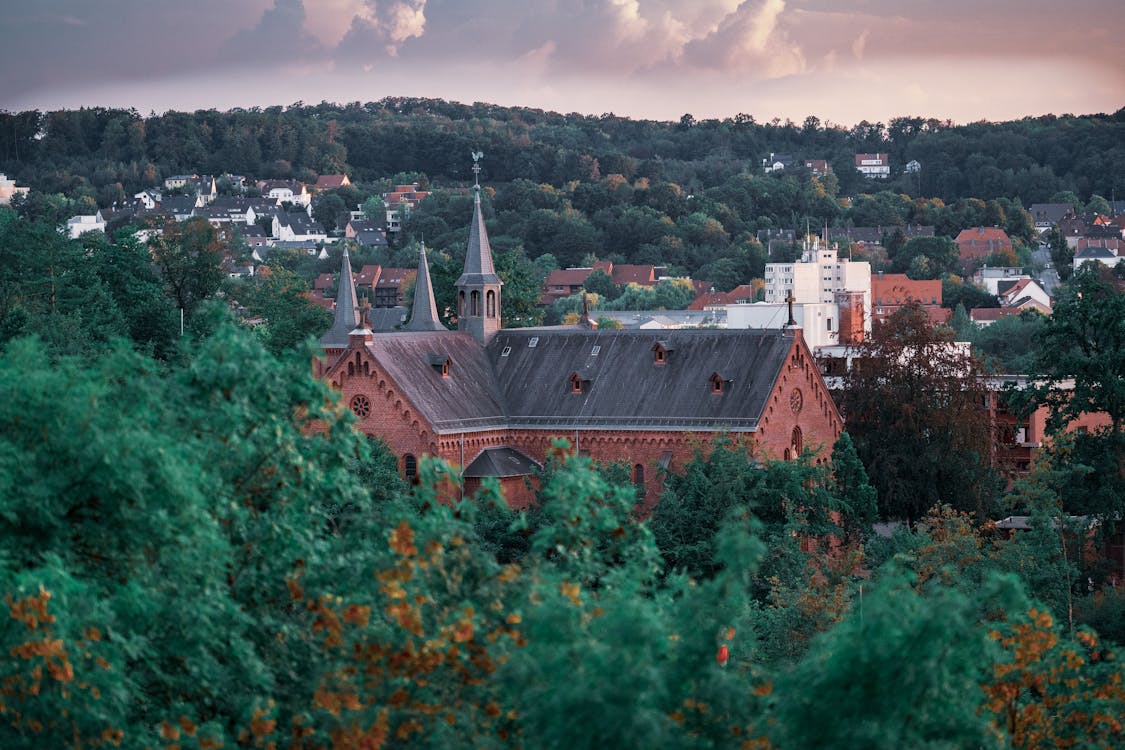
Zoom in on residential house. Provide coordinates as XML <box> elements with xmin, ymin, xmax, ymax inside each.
<box><xmin>803</xmin><ymin>160</ymin><xmax>830</xmax><ymax>176</ymax></box>
<box><xmin>997</xmin><ymin>277</ymin><xmax>1051</xmax><ymax>312</ymax></box>
<box><xmin>1028</xmin><ymin>203</ymin><xmax>1074</xmax><ymax>231</ymax></box>
<box><xmin>870</xmin><ymin>272</ymin><xmax>949</xmax><ymax>326</ymax></box>
<box><xmin>382</xmin><ymin>183</ymin><xmax>430</xmax><ymax>232</ymax></box>
<box><xmin>762</xmin><ymin>153</ymin><xmax>794</xmax><ymax>173</ymax></box>
<box><xmin>540</xmin><ymin>261</ymin><xmax>667</xmax><ymax>305</ymax></box>
<box><xmin>955</xmin><ymin>227</ymin><xmax>1013</xmax><ymax>267</ymax></box>
<box><xmin>273</xmin><ymin>211</ymin><xmax>328</xmax><ymax>242</ymax></box>
<box><xmin>259</xmin><ymin>180</ymin><xmax>311</xmax><ymax>208</ymax></box>
<box><xmin>0</xmin><ymin>174</ymin><xmax>29</xmax><ymax>205</ymax></box>
<box><xmin>65</xmin><ymin>211</ymin><xmax>106</xmax><ymax>238</ymax></box>
<box><xmin>345</xmin><ymin>219</ymin><xmax>388</xmax><ymax>246</ymax></box>
<box><xmin>973</xmin><ymin>266</ymin><xmax>1028</xmax><ymax>295</ymax></box>
<box><xmin>314</xmin><ymin>174</ymin><xmax>352</xmax><ymax>191</ymax></box>
<box><xmin>1072</xmin><ymin>244</ymin><xmax>1119</xmax><ymax>271</ymax></box>
<box><xmin>855</xmin><ymin>153</ymin><xmax>890</xmax><ymax>179</ymax></box>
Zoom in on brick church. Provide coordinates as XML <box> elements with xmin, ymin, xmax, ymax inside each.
<box><xmin>315</xmin><ymin>172</ymin><xmax>843</xmax><ymax>508</ymax></box>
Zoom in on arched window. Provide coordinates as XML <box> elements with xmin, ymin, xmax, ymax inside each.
<box><xmin>403</xmin><ymin>454</ymin><xmax>418</xmax><ymax>484</ymax></box>
<box><xmin>486</xmin><ymin>290</ymin><xmax>496</xmax><ymax>318</ymax></box>
<box><xmin>470</xmin><ymin>290</ymin><xmax>480</xmax><ymax>316</ymax></box>
<box><xmin>458</xmin><ymin>291</ymin><xmax>466</xmax><ymax>317</ymax></box>
<box><xmin>791</xmin><ymin>426</ymin><xmax>803</xmax><ymax>457</ymax></box>
<box><xmin>633</xmin><ymin>463</ymin><xmax>645</xmax><ymax>490</ymax></box>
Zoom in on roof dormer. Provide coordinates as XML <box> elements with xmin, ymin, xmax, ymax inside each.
<box><xmin>427</xmin><ymin>353</ymin><xmax>451</xmax><ymax>378</ymax></box>
<box><xmin>652</xmin><ymin>340</ymin><xmax>673</xmax><ymax>365</ymax></box>
<box><xmin>568</xmin><ymin>371</ymin><xmax>590</xmax><ymax>394</ymax></box>
<box><xmin>710</xmin><ymin>372</ymin><xmax>730</xmax><ymax>394</ymax></box>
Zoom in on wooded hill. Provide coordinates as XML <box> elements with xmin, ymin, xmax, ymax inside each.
<box><xmin>2</xmin><ymin>99</ymin><xmax>1123</xmax><ymax>207</ymax></box>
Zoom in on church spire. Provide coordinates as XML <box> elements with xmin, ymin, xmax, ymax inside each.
<box><xmin>320</xmin><ymin>244</ymin><xmax>361</xmax><ymax>349</ymax></box>
<box><xmin>456</xmin><ymin>151</ymin><xmax>502</xmax><ymax>343</ymax></box>
<box><xmin>404</xmin><ymin>242</ymin><xmax>446</xmax><ymax>331</ymax></box>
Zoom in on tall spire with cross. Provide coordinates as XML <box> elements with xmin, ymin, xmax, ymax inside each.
<box><xmin>456</xmin><ymin>151</ymin><xmax>502</xmax><ymax>343</ymax></box>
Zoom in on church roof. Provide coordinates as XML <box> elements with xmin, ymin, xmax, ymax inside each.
<box><xmin>486</xmin><ymin>329</ymin><xmax>792</xmax><ymax>432</ymax></box>
<box><xmin>320</xmin><ymin>246</ymin><xmax>360</xmax><ymax>348</ymax></box>
<box><xmin>362</xmin><ymin>332</ymin><xmax>509</xmax><ymax>431</ymax></box>
<box><xmin>456</xmin><ymin>188</ymin><xmax>501</xmax><ymax>287</ymax></box>
<box><xmin>403</xmin><ymin>244</ymin><xmax>446</xmax><ymax>331</ymax></box>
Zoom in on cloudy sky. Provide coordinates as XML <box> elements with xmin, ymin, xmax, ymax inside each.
<box><xmin>2</xmin><ymin>0</ymin><xmax>1122</xmax><ymax>125</ymax></box>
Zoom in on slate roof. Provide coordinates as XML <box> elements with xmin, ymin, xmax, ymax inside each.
<box><xmin>462</xmin><ymin>446</ymin><xmax>541</xmax><ymax>478</ymax></box>
<box><xmin>404</xmin><ymin>245</ymin><xmax>446</xmax><ymax>332</ymax></box>
<box><xmin>321</xmin><ymin>247</ymin><xmax>360</xmax><ymax>348</ymax></box>
<box><xmin>456</xmin><ymin>189</ymin><xmax>501</xmax><ymax>287</ymax></box>
<box><xmin>486</xmin><ymin>329</ymin><xmax>792</xmax><ymax>431</ymax></box>
<box><xmin>363</xmin><ymin>332</ymin><xmax>509</xmax><ymax>431</ymax></box>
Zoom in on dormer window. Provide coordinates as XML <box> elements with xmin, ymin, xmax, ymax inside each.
<box><xmin>710</xmin><ymin>372</ymin><xmax>728</xmax><ymax>394</ymax></box>
<box><xmin>568</xmin><ymin>371</ymin><xmax>588</xmax><ymax>394</ymax></box>
<box><xmin>427</xmin><ymin>353</ymin><xmax>451</xmax><ymax>378</ymax></box>
<box><xmin>652</xmin><ymin>340</ymin><xmax>673</xmax><ymax>365</ymax></box>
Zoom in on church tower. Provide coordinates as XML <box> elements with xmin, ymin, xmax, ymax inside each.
<box><xmin>456</xmin><ymin>152</ymin><xmax>502</xmax><ymax>343</ymax></box>
<box><xmin>320</xmin><ymin>244</ymin><xmax>360</xmax><ymax>354</ymax></box>
<box><xmin>404</xmin><ymin>242</ymin><xmax>446</xmax><ymax>331</ymax></box>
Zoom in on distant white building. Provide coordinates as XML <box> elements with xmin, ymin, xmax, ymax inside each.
<box><xmin>763</xmin><ymin>240</ymin><xmax>872</xmax><ymax>334</ymax></box>
<box><xmin>728</xmin><ymin>302</ymin><xmax>840</xmax><ymax>348</ymax></box>
<box><xmin>66</xmin><ymin>211</ymin><xmax>106</xmax><ymax>238</ymax></box>
<box><xmin>855</xmin><ymin>153</ymin><xmax>890</xmax><ymax>179</ymax></box>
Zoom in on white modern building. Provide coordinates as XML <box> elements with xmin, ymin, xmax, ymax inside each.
<box><xmin>728</xmin><ymin>302</ymin><xmax>840</xmax><ymax>348</ymax></box>
<box><xmin>763</xmin><ymin>240</ymin><xmax>872</xmax><ymax>334</ymax></box>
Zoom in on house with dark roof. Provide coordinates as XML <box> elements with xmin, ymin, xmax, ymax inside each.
<box><xmin>315</xmin><ymin>167</ymin><xmax>843</xmax><ymax>508</ymax></box>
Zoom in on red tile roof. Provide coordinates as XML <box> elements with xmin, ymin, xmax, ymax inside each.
<box><xmin>687</xmin><ymin>292</ymin><xmax>732</xmax><ymax>310</ymax></box>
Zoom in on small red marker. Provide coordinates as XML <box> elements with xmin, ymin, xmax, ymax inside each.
<box><xmin>716</xmin><ymin>644</ymin><xmax>729</xmax><ymax>667</ymax></box>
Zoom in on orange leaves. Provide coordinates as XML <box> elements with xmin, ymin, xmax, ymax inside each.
<box><xmin>389</xmin><ymin>521</ymin><xmax>417</xmax><ymax>557</ymax></box>
<box><xmin>313</xmin><ymin>686</ymin><xmax>362</xmax><ymax>716</ymax></box>
<box><xmin>559</xmin><ymin>582</ymin><xmax>582</xmax><ymax>606</ymax></box>
<box><xmin>343</xmin><ymin>604</ymin><xmax>371</xmax><ymax>629</ymax></box>
<box><xmin>7</xmin><ymin>588</ymin><xmax>55</xmax><ymax>630</ymax></box>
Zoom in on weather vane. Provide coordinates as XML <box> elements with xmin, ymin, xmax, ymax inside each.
<box><xmin>471</xmin><ymin>150</ymin><xmax>483</xmax><ymax>187</ymax></box>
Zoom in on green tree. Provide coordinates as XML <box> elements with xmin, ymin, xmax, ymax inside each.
<box><xmin>840</xmin><ymin>303</ymin><xmax>999</xmax><ymax>522</ymax></box>
<box><xmin>150</xmin><ymin>217</ymin><xmax>226</xmax><ymax>319</ymax></box>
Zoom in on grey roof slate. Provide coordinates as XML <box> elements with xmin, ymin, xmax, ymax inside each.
<box><xmin>462</xmin><ymin>446</ymin><xmax>541</xmax><ymax>478</ymax></box>
<box><xmin>456</xmin><ymin>189</ymin><xmax>501</xmax><ymax>287</ymax></box>
<box><xmin>364</xmin><ymin>332</ymin><xmax>509</xmax><ymax>430</ymax></box>
<box><xmin>404</xmin><ymin>245</ymin><xmax>446</xmax><ymax>331</ymax></box>
<box><xmin>321</xmin><ymin>246</ymin><xmax>360</xmax><ymax>348</ymax></box>
<box><xmin>486</xmin><ymin>329</ymin><xmax>792</xmax><ymax>431</ymax></box>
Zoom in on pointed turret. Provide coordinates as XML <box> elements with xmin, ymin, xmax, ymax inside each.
<box><xmin>404</xmin><ymin>242</ymin><xmax>446</xmax><ymax>331</ymax></box>
<box><xmin>456</xmin><ymin>152</ymin><xmax>502</xmax><ymax>343</ymax></box>
<box><xmin>320</xmin><ymin>245</ymin><xmax>361</xmax><ymax>349</ymax></box>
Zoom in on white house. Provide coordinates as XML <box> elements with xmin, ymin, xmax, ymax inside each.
<box><xmin>1072</xmin><ymin>245</ymin><xmax>1119</xmax><ymax>271</ymax></box>
<box><xmin>855</xmin><ymin>153</ymin><xmax>890</xmax><ymax>179</ymax></box>
<box><xmin>66</xmin><ymin>211</ymin><xmax>106</xmax><ymax>238</ymax></box>
<box><xmin>728</xmin><ymin>302</ymin><xmax>840</xmax><ymax>349</ymax></box>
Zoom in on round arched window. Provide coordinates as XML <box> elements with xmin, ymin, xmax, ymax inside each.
<box><xmin>350</xmin><ymin>394</ymin><xmax>371</xmax><ymax>418</ymax></box>
<box><xmin>791</xmin><ymin>426</ymin><xmax>803</xmax><ymax>456</ymax></box>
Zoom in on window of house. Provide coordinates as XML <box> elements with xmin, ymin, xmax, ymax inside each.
<box><xmin>486</xmin><ymin>290</ymin><xmax>496</xmax><ymax>318</ymax></box>
<box><xmin>791</xmin><ymin>426</ymin><xmax>803</xmax><ymax>456</ymax></box>
<box><xmin>403</xmin><ymin>454</ymin><xmax>418</xmax><ymax>483</ymax></box>
<box><xmin>470</xmin><ymin>290</ymin><xmax>480</xmax><ymax>316</ymax></box>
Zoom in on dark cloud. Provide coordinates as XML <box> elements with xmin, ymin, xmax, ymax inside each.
<box><xmin>220</xmin><ymin>0</ymin><xmax>323</xmax><ymax>62</ymax></box>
